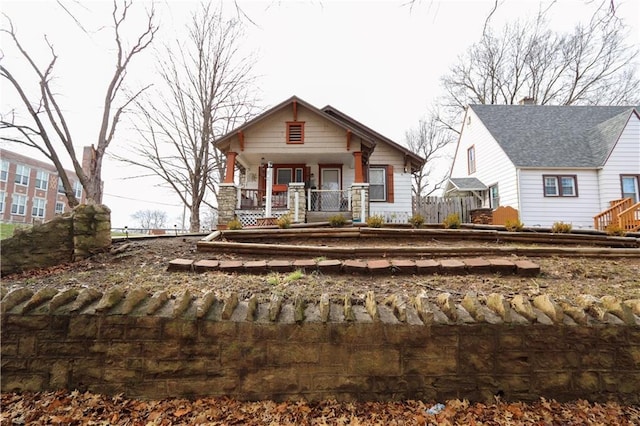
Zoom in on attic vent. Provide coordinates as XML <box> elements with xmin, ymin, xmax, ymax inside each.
<box><xmin>287</xmin><ymin>122</ymin><xmax>304</xmax><ymax>144</ymax></box>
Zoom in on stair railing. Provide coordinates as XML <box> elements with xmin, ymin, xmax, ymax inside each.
<box><xmin>593</xmin><ymin>198</ymin><xmax>632</xmax><ymax>231</ymax></box>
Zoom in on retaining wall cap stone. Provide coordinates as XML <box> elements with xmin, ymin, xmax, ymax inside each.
<box><xmin>2</xmin><ymin>287</ymin><xmax>639</xmax><ymax>327</ymax></box>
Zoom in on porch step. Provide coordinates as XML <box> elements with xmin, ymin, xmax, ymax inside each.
<box><xmin>306</xmin><ymin>211</ymin><xmax>352</xmax><ymax>223</ymax></box>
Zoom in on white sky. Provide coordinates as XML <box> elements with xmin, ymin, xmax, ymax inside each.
<box><xmin>1</xmin><ymin>0</ymin><xmax>639</xmax><ymax>228</ymax></box>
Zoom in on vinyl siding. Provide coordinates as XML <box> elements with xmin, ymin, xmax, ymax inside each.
<box><xmin>370</xmin><ymin>172</ymin><xmax>413</xmax><ymax>215</ymax></box>
<box><xmin>450</xmin><ymin>110</ymin><xmax>519</xmax><ymax>209</ymax></box>
<box><xmin>519</xmin><ymin>169</ymin><xmax>600</xmax><ymax>228</ymax></box>
<box><xmin>597</xmin><ymin>113</ymin><xmax>640</xmax><ymax>209</ymax></box>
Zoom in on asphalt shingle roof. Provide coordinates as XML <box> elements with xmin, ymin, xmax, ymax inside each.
<box><xmin>449</xmin><ymin>177</ymin><xmax>487</xmax><ymax>190</ymax></box>
<box><xmin>469</xmin><ymin>105</ymin><xmax>638</xmax><ymax>168</ymax></box>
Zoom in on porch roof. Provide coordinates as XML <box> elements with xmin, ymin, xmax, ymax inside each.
<box><xmin>446</xmin><ymin>177</ymin><xmax>488</xmax><ymax>192</ymax></box>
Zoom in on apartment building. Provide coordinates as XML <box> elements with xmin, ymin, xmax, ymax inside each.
<box><xmin>0</xmin><ymin>147</ymin><xmax>89</xmax><ymax>224</ymax></box>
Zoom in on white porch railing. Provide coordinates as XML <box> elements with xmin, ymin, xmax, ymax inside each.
<box><xmin>307</xmin><ymin>189</ymin><xmax>351</xmax><ymax>212</ymax></box>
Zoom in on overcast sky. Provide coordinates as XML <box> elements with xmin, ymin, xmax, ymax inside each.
<box><xmin>1</xmin><ymin>0</ymin><xmax>639</xmax><ymax>228</ymax></box>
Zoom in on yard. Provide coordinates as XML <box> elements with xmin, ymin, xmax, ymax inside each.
<box><xmin>1</xmin><ymin>231</ymin><xmax>639</xmax><ymax>424</ymax></box>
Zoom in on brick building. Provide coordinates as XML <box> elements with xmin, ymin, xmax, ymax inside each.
<box><xmin>0</xmin><ymin>147</ymin><xmax>90</xmax><ymax>224</ymax></box>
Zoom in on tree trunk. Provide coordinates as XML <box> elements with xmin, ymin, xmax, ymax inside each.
<box><xmin>190</xmin><ymin>204</ymin><xmax>201</xmax><ymax>233</ymax></box>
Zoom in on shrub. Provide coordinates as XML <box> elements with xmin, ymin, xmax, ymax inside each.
<box><xmin>504</xmin><ymin>219</ymin><xmax>524</xmax><ymax>232</ymax></box>
<box><xmin>366</xmin><ymin>215</ymin><xmax>385</xmax><ymax>228</ymax></box>
<box><xmin>551</xmin><ymin>221</ymin><xmax>572</xmax><ymax>233</ymax></box>
<box><xmin>329</xmin><ymin>214</ymin><xmax>347</xmax><ymax>227</ymax></box>
<box><xmin>227</xmin><ymin>218</ymin><xmax>243</xmax><ymax>230</ymax></box>
<box><xmin>442</xmin><ymin>213</ymin><xmax>461</xmax><ymax>229</ymax></box>
<box><xmin>408</xmin><ymin>214</ymin><xmax>425</xmax><ymax>229</ymax></box>
<box><xmin>606</xmin><ymin>223</ymin><xmax>626</xmax><ymax>237</ymax></box>
<box><xmin>276</xmin><ymin>214</ymin><xmax>292</xmax><ymax>229</ymax></box>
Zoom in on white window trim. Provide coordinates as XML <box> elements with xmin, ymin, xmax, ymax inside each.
<box><xmin>11</xmin><ymin>194</ymin><xmax>27</xmax><ymax>216</ymax></box>
<box><xmin>369</xmin><ymin>167</ymin><xmax>387</xmax><ymax>202</ymax></box>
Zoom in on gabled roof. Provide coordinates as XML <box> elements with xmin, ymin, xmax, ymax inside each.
<box><xmin>322</xmin><ymin>105</ymin><xmax>425</xmax><ymax>170</ymax></box>
<box><xmin>447</xmin><ymin>177</ymin><xmax>487</xmax><ymax>191</ymax></box>
<box><xmin>469</xmin><ymin>105</ymin><xmax>639</xmax><ymax>168</ymax></box>
<box><xmin>213</xmin><ymin>95</ymin><xmax>425</xmax><ymax>171</ymax></box>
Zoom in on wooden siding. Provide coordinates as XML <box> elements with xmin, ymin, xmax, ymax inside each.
<box><xmin>519</xmin><ymin>169</ymin><xmax>600</xmax><ymax>228</ymax></box>
<box><xmin>229</xmin><ymin>105</ymin><xmax>361</xmax><ymax>155</ymax></box>
<box><xmin>368</xmin><ymin>142</ymin><xmax>406</xmax><ymax>169</ymax></box>
<box><xmin>450</xmin><ymin>110</ymin><xmax>519</xmax><ymax>209</ymax></box>
<box><xmin>370</xmin><ymin>172</ymin><xmax>413</xmax><ymax>214</ymax></box>
<box><xmin>597</xmin><ymin>113</ymin><xmax>640</xmax><ymax>210</ymax></box>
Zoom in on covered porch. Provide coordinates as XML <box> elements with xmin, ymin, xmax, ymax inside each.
<box><xmin>218</xmin><ymin>148</ymin><xmax>371</xmax><ymax>227</ymax></box>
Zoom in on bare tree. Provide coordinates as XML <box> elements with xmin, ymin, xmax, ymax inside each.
<box><xmin>131</xmin><ymin>209</ymin><xmax>168</xmax><ymax>229</ymax></box>
<box><xmin>0</xmin><ymin>1</ymin><xmax>157</xmax><ymax>206</ymax></box>
<box><xmin>116</xmin><ymin>3</ymin><xmax>258</xmax><ymax>232</ymax></box>
<box><xmin>439</xmin><ymin>9</ymin><xmax>639</xmax><ymax>127</ymax></box>
<box><xmin>405</xmin><ymin>112</ymin><xmax>457</xmax><ymax>204</ymax></box>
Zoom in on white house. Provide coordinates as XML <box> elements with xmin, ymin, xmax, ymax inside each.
<box><xmin>446</xmin><ymin>103</ymin><xmax>640</xmax><ymax>229</ymax></box>
<box><xmin>213</xmin><ymin>96</ymin><xmax>424</xmax><ymax>227</ymax></box>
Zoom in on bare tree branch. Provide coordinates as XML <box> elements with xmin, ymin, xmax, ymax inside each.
<box><xmin>116</xmin><ymin>3</ymin><xmax>259</xmax><ymax>232</ymax></box>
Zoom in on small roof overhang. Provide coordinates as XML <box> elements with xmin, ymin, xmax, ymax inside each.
<box><xmin>445</xmin><ymin>177</ymin><xmax>488</xmax><ymax>193</ymax></box>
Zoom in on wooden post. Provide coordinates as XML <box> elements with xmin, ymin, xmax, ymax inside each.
<box><xmin>224</xmin><ymin>152</ymin><xmax>237</xmax><ymax>184</ymax></box>
<box><xmin>353</xmin><ymin>151</ymin><xmax>363</xmax><ymax>183</ymax></box>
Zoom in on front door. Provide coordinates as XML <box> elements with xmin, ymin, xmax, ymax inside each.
<box><xmin>320</xmin><ymin>167</ymin><xmax>341</xmax><ymax>211</ymax></box>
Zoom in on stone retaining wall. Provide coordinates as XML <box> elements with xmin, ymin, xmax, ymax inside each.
<box><xmin>1</xmin><ymin>288</ymin><xmax>638</xmax><ymax>403</ymax></box>
<box><xmin>1</xmin><ymin>204</ymin><xmax>111</xmax><ymax>276</ymax></box>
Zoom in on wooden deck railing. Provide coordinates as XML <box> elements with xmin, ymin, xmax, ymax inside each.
<box><xmin>238</xmin><ymin>189</ymin><xmax>288</xmax><ymax>210</ymax></box>
<box><xmin>618</xmin><ymin>202</ymin><xmax>640</xmax><ymax>232</ymax></box>
<box><xmin>593</xmin><ymin>198</ymin><xmax>633</xmax><ymax>231</ymax></box>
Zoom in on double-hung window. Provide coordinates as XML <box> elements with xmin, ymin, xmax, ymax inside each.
<box><xmin>55</xmin><ymin>201</ymin><xmax>65</xmax><ymax>214</ymax></box>
<box><xmin>0</xmin><ymin>191</ymin><xmax>5</xmax><ymax>213</ymax></box>
<box><xmin>621</xmin><ymin>175</ymin><xmax>639</xmax><ymax>203</ymax></box>
<box><xmin>543</xmin><ymin>175</ymin><xmax>578</xmax><ymax>197</ymax></box>
<box><xmin>489</xmin><ymin>184</ymin><xmax>500</xmax><ymax>208</ymax></box>
<box><xmin>74</xmin><ymin>181</ymin><xmax>83</xmax><ymax>199</ymax></box>
<box><xmin>11</xmin><ymin>194</ymin><xmax>27</xmax><ymax>215</ymax></box>
<box><xmin>35</xmin><ymin>170</ymin><xmax>49</xmax><ymax>190</ymax></box>
<box><xmin>14</xmin><ymin>164</ymin><xmax>30</xmax><ymax>186</ymax></box>
<box><xmin>0</xmin><ymin>160</ymin><xmax>8</xmax><ymax>182</ymax></box>
<box><xmin>467</xmin><ymin>146</ymin><xmax>476</xmax><ymax>174</ymax></box>
<box><xmin>369</xmin><ymin>167</ymin><xmax>387</xmax><ymax>201</ymax></box>
<box><xmin>58</xmin><ymin>177</ymin><xmax>66</xmax><ymax>194</ymax></box>
<box><xmin>32</xmin><ymin>197</ymin><xmax>46</xmax><ymax>218</ymax></box>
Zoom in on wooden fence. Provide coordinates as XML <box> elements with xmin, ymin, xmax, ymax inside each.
<box><xmin>414</xmin><ymin>196</ymin><xmax>478</xmax><ymax>224</ymax></box>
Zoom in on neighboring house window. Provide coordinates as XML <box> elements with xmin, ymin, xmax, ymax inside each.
<box><xmin>489</xmin><ymin>184</ymin><xmax>500</xmax><ymax>208</ymax></box>
<box><xmin>467</xmin><ymin>146</ymin><xmax>476</xmax><ymax>174</ymax></box>
<box><xmin>0</xmin><ymin>160</ymin><xmax>8</xmax><ymax>181</ymax></box>
<box><xmin>32</xmin><ymin>197</ymin><xmax>46</xmax><ymax>218</ymax></box>
<box><xmin>621</xmin><ymin>175</ymin><xmax>639</xmax><ymax>203</ymax></box>
<box><xmin>35</xmin><ymin>170</ymin><xmax>49</xmax><ymax>190</ymax></box>
<box><xmin>543</xmin><ymin>175</ymin><xmax>578</xmax><ymax>197</ymax></box>
<box><xmin>369</xmin><ymin>166</ymin><xmax>395</xmax><ymax>202</ymax></box>
<box><xmin>0</xmin><ymin>191</ymin><xmax>5</xmax><ymax>213</ymax></box>
<box><xmin>11</xmin><ymin>194</ymin><xmax>27</xmax><ymax>215</ymax></box>
<box><xmin>74</xmin><ymin>181</ymin><xmax>83</xmax><ymax>199</ymax></box>
<box><xmin>58</xmin><ymin>177</ymin><xmax>66</xmax><ymax>194</ymax></box>
<box><xmin>286</xmin><ymin>122</ymin><xmax>304</xmax><ymax>144</ymax></box>
<box><xmin>55</xmin><ymin>201</ymin><xmax>65</xmax><ymax>214</ymax></box>
<box><xmin>14</xmin><ymin>164</ymin><xmax>30</xmax><ymax>186</ymax></box>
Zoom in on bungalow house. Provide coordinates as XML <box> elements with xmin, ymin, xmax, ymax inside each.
<box><xmin>445</xmin><ymin>103</ymin><xmax>640</xmax><ymax>230</ymax></box>
<box><xmin>213</xmin><ymin>96</ymin><xmax>424</xmax><ymax>227</ymax></box>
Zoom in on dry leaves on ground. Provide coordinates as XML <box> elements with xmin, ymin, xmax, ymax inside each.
<box><xmin>2</xmin><ymin>391</ymin><xmax>639</xmax><ymax>425</ymax></box>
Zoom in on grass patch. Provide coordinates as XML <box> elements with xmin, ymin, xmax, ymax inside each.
<box><xmin>0</xmin><ymin>223</ymin><xmax>31</xmax><ymax>240</ymax></box>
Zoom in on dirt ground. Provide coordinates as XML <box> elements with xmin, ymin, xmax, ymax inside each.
<box><xmin>2</xmin><ymin>235</ymin><xmax>639</xmax><ymax>304</ymax></box>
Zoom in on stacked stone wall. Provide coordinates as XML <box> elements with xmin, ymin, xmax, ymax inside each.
<box><xmin>2</xmin><ymin>288</ymin><xmax>638</xmax><ymax>403</ymax></box>
<box><xmin>217</xmin><ymin>184</ymin><xmax>238</xmax><ymax>228</ymax></box>
<box><xmin>1</xmin><ymin>204</ymin><xmax>111</xmax><ymax>276</ymax></box>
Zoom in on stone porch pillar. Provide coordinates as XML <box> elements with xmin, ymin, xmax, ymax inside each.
<box><xmin>217</xmin><ymin>183</ymin><xmax>238</xmax><ymax>228</ymax></box>
<box><xmin>351</xmin><ymin>183</ymin><xmax>369</xmax><ymax>223</ymax></box>
<box><xmin>287</xmin><ymin>182</ymin><xmax>306</xmax><ymax>223</ymax></box>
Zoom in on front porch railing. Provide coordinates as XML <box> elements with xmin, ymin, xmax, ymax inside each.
<box><xmin>238</xmin><ymin>189</ymin><xmax>288</xmax><ymax>210</ymax></box>
<box><xmin>618</xmin><ymin>202</ymin><xmax>640</xmax><ymax>232</ymax></box>
<box><xmin>307</xmin><ymin>189</ymin><xmax>351</xmax><ymax>212</ymax></box>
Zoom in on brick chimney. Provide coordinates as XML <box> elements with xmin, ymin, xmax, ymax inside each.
<box><xmin>519</xmin><ymin>97</ymin><xmax>535</xmax><ymax>105</ymax></box>
<box><xmin>82</xmin><ymin>146</ymin><xmax>94</xmax><ymax>173</ymax></box>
